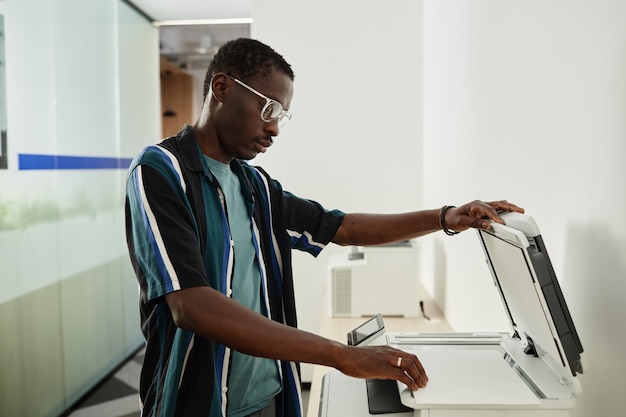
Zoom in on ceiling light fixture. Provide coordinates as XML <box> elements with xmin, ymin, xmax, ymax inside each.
<box><xmin>154</xmin><ymin>18</ymin><xmax>253</xmax><ymax>27</ymax></box>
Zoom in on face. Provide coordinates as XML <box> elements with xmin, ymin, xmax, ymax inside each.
<box><xmin>211</xmin><ymin>70</ymin><xmax>294</xmax><ymax>162</ymax></box>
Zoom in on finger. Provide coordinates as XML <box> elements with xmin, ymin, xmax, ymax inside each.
<box><xmin>466</xmin><ymin>202</ymin><xmax>501</xmax><ymax>228</ymax></box>
<box><xmin>488</xmin><ymin>200</ymin><xmax>525</xmax><ymax>214</ymax></box>
<box><xmin>412</xmin><ymin>355</ymin><xmax>428</xmax><ymax>383</ymax></box>
<box><xmin>393</xmin><ymin>357</ymin><xmax>418</xmax><ymax>391</ymax></box>
<box><xmin>396</xmin><ymin>355</ymin><xmax>428</xmax><ymax>389</ymax></box>
<box><xmin>474</xmin><ymin>200</ymin><xmax>526</xmax><ymax>227</ymax></box>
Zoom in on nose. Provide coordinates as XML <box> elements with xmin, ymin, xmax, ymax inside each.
<box><xmin>263</xmin><ymin>118</ymin><xmax>280</xmax><ymax>137</ymax></box>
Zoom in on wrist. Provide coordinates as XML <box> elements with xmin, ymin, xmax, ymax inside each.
<box><xmin>439</xmin><ymin>205</ymin><xmax>460</xmax><ymax>236</ymax></box>
<box><xmin>325</xmin><ymin>340</ymin><xmax>353</xmax><ymax>371</ymax></box>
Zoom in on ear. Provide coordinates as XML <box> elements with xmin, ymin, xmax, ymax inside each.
<box><xmin>210</xmin><ymin>72</ymin><xmax>230</xmax><ymax>103</ymax></box>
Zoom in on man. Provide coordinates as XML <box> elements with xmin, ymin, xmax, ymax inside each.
<box><xmin>125</xmin><ymin>38</ymin><xmax>523</xmax><ymax>417</ymax></box>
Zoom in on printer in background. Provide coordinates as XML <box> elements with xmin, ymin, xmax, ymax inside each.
<box><xmin>328</xmin><ymin>241</ymin><xmax>421</xmax><ymax>318</ymax></box>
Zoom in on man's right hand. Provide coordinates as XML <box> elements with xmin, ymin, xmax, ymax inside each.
<box><xmin>335</xmin><ymin>344</ymin><xmax>428</xmax><ymax>391</ymax></box>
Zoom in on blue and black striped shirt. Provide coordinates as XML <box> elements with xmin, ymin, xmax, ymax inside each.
<box><xmin>125</xmin><ymin>125</ymin><xmax>344</xmax><ymax>417</ymax></box>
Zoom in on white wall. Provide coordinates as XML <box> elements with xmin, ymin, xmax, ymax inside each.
<box><xmin>422</xmin><ymin>1</ymin><xmax>626</xmax><ymax>416</ymax></box>
<box><xmin>252</xmin><ymin>0</ymin><xmax>423</xmax><ymax>381</ymax></box>
<box><xmin>254</xmin><ymin>0</ymin><xmax>625</xmax><ymax>414</ymax></box>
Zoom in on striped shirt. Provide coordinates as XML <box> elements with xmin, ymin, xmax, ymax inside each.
<box><xmin>125</xmin><ymin>125</ymin><xmax>345</xmax><ymax>417</ymax></box>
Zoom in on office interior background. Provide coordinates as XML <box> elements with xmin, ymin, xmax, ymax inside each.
<box><xmin>0</xmin><ymin>0</ymin><xmax>624</xmax><ymax>416</ymax></box>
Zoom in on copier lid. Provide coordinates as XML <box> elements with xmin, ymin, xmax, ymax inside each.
<box><xmin>477</xmin><ymin>212</ymin><xmax>584</xmax><ymax>382</ymax></box>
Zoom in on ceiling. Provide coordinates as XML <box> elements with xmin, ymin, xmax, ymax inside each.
<box><xmin>159</xmin><ymin>24</ymin><xmax>250</xmax><ymax>70</ymax></box>
<box><xmin>129</xmin><ymin>0</ymin><xmax>251</xmax><ymax>22</ymax></box>
<box><xmin>128</xmin><ymin>1</ymin><xmax>252</xmax><ymax>71</ymax></box>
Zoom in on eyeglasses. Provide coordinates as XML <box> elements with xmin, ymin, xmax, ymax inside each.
<box><xmin>228</xmin><ymin>75</ymin><xmax>292</xmax><ymax>127</ymax></box>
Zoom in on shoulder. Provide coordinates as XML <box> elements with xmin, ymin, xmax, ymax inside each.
<box><xmin>237</xmin><ymin>161</ymin><xmax>283</xmax><ymax>193</ymax></box>
<box><xmin>126</xmin><ymin>141</ymin><xmax>191</xmax><ymax>195</ymax></box>
<box><xmin>131</xmin><ymin>125</ymin><xmax>201</xmax><ymax>172</ymax></box>
<box><xmin>130</xmin><ymin>143</ymin><xmax>182</xmax><ymax>174</ymax></box>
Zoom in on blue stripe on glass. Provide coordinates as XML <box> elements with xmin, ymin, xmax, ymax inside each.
<box><xmin>18</xmin><ymin>153</ymin><xmax>133</xmax><ymax>170</ymax></box>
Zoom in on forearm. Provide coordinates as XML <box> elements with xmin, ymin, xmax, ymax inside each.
<box><xmin>166</xmin><ymin>285</ymin><xmax>428</xmax><ymax>391</ymax></box>
<box><xmin>332</xmin><ymin>210</ymin><xmax>441</xmax><ymax>246</ymax></box>
<box><xmin>332</xmin><ymin>200</ymin><xmax>525</xmax><ymax>246</ymax></box>
<box><xmin>167</xmin><ymin>286</ymin><xmax>347</xmax><ymax>367</ymax></box>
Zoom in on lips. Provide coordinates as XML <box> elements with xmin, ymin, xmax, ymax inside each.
<box><xmin>255</xmin><ymin>137</ymin><xmax>273</xmax><ymax>153</ymax></box>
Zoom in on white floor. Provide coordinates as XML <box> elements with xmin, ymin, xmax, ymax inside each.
<box><xmin>67</xmin><ymin>349</ymin><xmax>143</xmax><ymax>417</ymax></box>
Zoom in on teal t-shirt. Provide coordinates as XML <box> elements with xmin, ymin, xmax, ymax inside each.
<box><xmin>203</xmin><ymin>155</ymin><xmax>282</xmax><ymax>417</ymax></box>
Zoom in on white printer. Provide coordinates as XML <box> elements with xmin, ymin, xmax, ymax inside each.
<box><xmin>320</xmin><ymin>212</ymin><xmax>586</xmax><ymax>417</ymax></box>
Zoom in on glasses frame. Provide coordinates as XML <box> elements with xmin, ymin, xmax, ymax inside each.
<box><xmin>228</xmin><ymin>75</ymin><xmax>292</xmax><ymax>126</ymax></box>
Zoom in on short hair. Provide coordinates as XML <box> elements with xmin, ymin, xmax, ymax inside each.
<box><xmin>203</xmin><ymin>38</ymin><xmax>295</xmax><ymax>100</ymax></box>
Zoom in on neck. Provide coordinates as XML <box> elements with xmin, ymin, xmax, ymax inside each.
<box><xmin>191</xmin><ymin>101</ymin><xmax>232</xmax><ymax>163</ymax></box>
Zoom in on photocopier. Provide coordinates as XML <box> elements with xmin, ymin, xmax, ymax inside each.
<box><xmin>319</xmin><ymin>212</ymin><xmax>586</xmax><ymax>417</ymax></box>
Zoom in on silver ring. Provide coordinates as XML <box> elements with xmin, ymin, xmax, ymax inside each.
<box><xmin>396</xmin><ymin>357</ymin><xmax>402</xmax><ymax>367</ymax></box>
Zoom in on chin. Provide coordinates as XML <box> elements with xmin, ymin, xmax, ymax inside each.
<box><xmin>235</xmin><ymin>152</ymin><xmax>257</xmax><ymax>161</ymax></box>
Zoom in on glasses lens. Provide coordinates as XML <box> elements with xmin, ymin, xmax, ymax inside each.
<box><xmin>262</xmin><ymin>101</ymin><xmax>283</xmax><ymax>121</ymax></box>
<box><xmin>278</xmin><ymin>113</ymin><xmax>292</xmax><ymax>128</ymax></box>
<box><xmin>261</xmin><ymin>100</ymin><xmax>291</xmax><ymax>127</ymax></box>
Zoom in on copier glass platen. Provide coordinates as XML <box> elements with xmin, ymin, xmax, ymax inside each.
<box><xmin>385</xmin><ymin>212</ymin><xmax>587</xmax><ymax>416</ymax></box>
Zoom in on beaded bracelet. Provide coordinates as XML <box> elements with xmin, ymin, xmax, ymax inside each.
<box><xmin>439</xmin><ymin>205</ymin><xmax>460</xmax><ymax>236</ymax></box>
